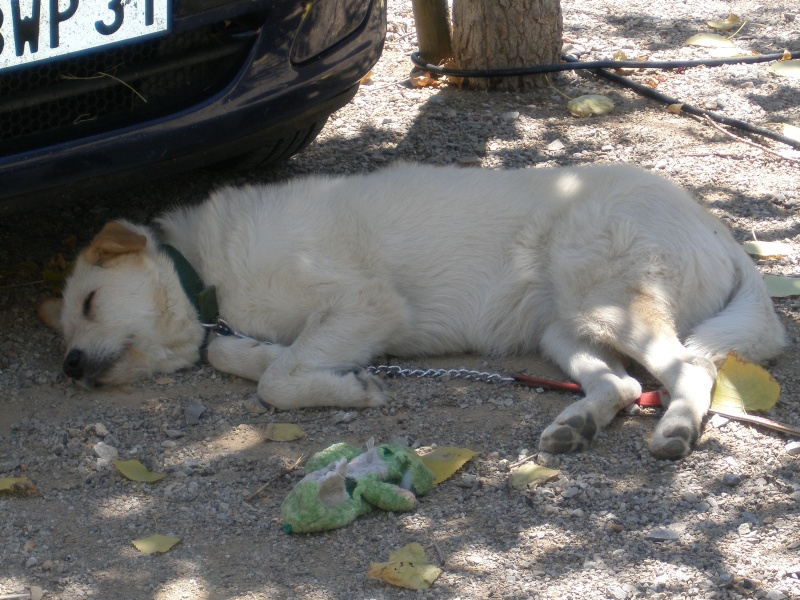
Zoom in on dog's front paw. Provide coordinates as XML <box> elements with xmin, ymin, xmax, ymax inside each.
<box><xmin>538</xmin><ymin>412</ymin><xmax>598</xmax><ymax>454</ymax></box>
<box><xmin>649</xmin><ymin>424</ymin><xmax>696</xmax><ymax>460</ymax></box>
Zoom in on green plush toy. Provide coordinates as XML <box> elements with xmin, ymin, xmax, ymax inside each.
<box><xmin>281</xmin><ymin>442</ymin><xmax>435</xmax><ymax>534</ymax></box>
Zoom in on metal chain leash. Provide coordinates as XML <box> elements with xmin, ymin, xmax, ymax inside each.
<box><xmin>367</xmin><ymin>364</ymin><xmax>515</xmax><ymax>385</ymax></box>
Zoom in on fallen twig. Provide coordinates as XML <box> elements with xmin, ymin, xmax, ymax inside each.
<box><xmin>702</xmin><ymin>115</ymin><xmax>799</xmax><ymax>163</ymax></box>
<box><xmin>246</xmin><ymin>454</ymin><xmax>305</xmax><ymax>501</ymax></box>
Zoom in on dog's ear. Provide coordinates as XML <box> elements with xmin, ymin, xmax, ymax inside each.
<box><xmin>83</xmin><ymin>222</ymin><xmax>147</xmax><ymax>266</ymax></box>
<box><xmin>38</xmin><ymin>298</ymin><xmax>64</xmax><ymax>332</ymax></box>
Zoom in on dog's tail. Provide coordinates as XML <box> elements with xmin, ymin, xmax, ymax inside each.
<box><xmin>685</xmin><ymin>251</ymin><xmax>786</xmax><ymax>364</ymax></box>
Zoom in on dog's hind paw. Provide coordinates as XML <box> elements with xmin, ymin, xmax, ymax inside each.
<box><xmin>649</xmin><ymin>424</ymin><xmax>696</xmax><ymax>460</ymax></box>
<box><xmin>538</xmin><ymin>413</ymin><xmax>597</xmax><ymax>454</ymax></box>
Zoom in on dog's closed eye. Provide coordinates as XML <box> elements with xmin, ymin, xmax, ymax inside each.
<box><xmin>82</xmin><ymin>291</ymin><xmax>96</xmax><ymax>319</ymax></box>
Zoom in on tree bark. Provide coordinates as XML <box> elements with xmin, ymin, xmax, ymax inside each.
<box><xmin>410</xmin><ymin>0</ymin><xmax>453</xmax><ymax>65</ymax></box>
<box><xmin>451</xmin><ymin>0</ymin><xmax>563</xmax><ymax>91</ymax></box>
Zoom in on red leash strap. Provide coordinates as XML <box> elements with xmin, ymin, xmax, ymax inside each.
<box><xmin>512</xmin><ymin>374</ymin><xmax>666</xmax><ymax>407</ymax></box>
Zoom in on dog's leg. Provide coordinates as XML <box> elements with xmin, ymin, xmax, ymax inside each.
<box><xmin>538</xmin><ymin>321</ymin><xmax>642</xmax><ymax>454</ymax></box>
<box><xmin>552</xmin><ymin>295</ymin><xmax>716</xmax><ymax>459</ymax></box>
<box><xmin>628</xmin><ymin>338</ymin><xmax>716</xmax><ymax>460</ymax></box>
<box><xmin>257</xmin><ymin>281</ymin><xmax>409</xmax><ymax>410</ymax></box>
<box><xmin>207</xmin><ymin>336</ymin><xmax>287</xmax><ymax>381</ymax></box>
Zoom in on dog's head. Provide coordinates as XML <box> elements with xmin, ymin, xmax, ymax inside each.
<box><xmin>40</xmin><ymin>221</ymin><xmax>204</xmax><ymax>389</ymax></box>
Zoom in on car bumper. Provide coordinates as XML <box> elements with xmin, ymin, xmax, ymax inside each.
<box><xmin>0</xmin><ymin>0</ymin><xmax>386</xmax><ymax>212</ymax></box>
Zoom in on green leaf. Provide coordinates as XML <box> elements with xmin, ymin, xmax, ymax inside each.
<box><xmin>768</xmin><ymin>60</ymin><xmax>800</xmax><ymax>79</ymax></box>
<box><xmin>264</xmin><ymin>423</ymin><xmax>306</xmax><ymax>442</ymax></box>
<box><xmin>764</xmin><ymin>274</ymin><xmax>800</xmax><ymax>298</ymax></box>
<box><xmin>132</xmin><ymin>534</ymin><xmax>181</xmax><ymax>555</ymax></box>
<box><xmin>114</xmin><ymin>459</ymin><xmax>165</xmax><ymax>483</ymax></box>
<box><xmin>566</xmin><ymin>95</ymin><xmax>614</xmax><ymax>117</ymax></box>
<box><xmin>742</xmin><ymin>241</ymin><xmax>792</xmax><ymax>259</ymax></box>
<box><xmin>685</xmin><ymin>33</ymin><xmax>737</xmax><ymax>48</ymax></box>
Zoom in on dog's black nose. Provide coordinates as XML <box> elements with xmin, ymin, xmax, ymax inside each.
<box><xmin>63</xmin><ymin>349</ymin><xmax>84</xmax><ymax>379</ymax></box>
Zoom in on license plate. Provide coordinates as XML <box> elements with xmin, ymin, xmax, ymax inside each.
<box><xmin>0</xmin><ymin>0</ymin><xmax>169</xmax><ymax>71</ymax></box>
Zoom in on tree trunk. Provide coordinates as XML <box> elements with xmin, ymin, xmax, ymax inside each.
<box><xmin>411</xmin><ymin>0</ymin><xmax>453</xmax><ymax>65</ymax></box>
<box><xmin>452</xmin><ymin>0</ymin><xmax>563</xmax><ymax>91</ymax></box>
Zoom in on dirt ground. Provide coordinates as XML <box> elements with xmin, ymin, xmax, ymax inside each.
<box><xmin>1</xmin><ymin>0</ymin><xmax>800</xmax><ymax>598</ymax></box>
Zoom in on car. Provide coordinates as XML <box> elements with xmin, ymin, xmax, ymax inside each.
<box><xmin>0</xmin><ymin>0</ymin><xmax>387</xmax><ymax>213</ymax></box>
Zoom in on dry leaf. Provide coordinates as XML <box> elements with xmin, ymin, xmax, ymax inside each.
<box><xmin>667</xmin><ymin>104</ymin><xmax>683</xmax><ymax>114</ymax></box>
<box><xmin>410</xmin><ymin>72</ymin><xmax>439</xmax><ymax>88</ymax></box>
<box><xmin>0</xmin><ymin>476</ymin><xmax>40</xmax><ymax>497</ymax></box>
<box><xmin>440</xmin><ymin>58</ymin><xmax>463</xmax><ymax>87</ymax></box>
<box><xmin>764</xmin><ymin>274</ymin><xmax>800</xmax><ymax>298</ymax></box>
<box><xmin>367</xmin><ymin>543</ymin><xmax>442</xmax><ymax>589</ymax></box>
<box><xmin>685</xmin><ymin>33</ymin><xmax>737</xmax><ymax>48</ymax></box>
<box><xmin>509</xmin><ymin>464</ymin><xmax>560</xmax><ymax>490</ymax></box>
<box><xmin>706</xmin><ymin>14</ymin><xmax>743</xmax><ymax>31</ymax></box>
<box><xmin>359</xmin><ymin>70</ymin><xmax>374</xmax><ymax>84</ymax></box>
<box><xmin>132</xmin><ymin>534</ymin><xmax>181</xmax><ymax>555</ymax></box>
<box><xmin>114</xmin><ymin>459</ymin><xmax>165</xmax><ymax>483</ymax></box>
<box><xmin>566</xmin><ymin>95</ymin><xmax>614</xmax><ymax>117</ymax></box>
<box><xmin>768</xmin><ymin>60</ymin><xmax>800</xmax><ymax>79</ymax></box>
<box><xmin>264</xmin><ymin>423</ymin><xmax>306</xmax><ymax>442</ymax></box>
<box><xmin>742</xmin><ymin>240</ymin><xmax>793</xmax><ymax>259</ymax></box>
<box><xmin>419</xmin><ymin>447</ymin><xmax>477</xmax><ymax>484</ymax></box>
<box><xmin>710</xmin><ymin>351</ymin><xmax>780</xmax><ymax>415</ymax></box>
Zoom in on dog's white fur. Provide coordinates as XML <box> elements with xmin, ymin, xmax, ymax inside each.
<box><xmin>44</xmin><ymin>163</ymin><xmax>786</xmax><ymax>458</ymax></box>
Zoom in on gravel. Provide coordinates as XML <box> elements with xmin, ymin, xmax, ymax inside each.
<box><xmin>1</xmin><ymin>0</ymin><xmax>800</xmax><ymax>598</ymax></box>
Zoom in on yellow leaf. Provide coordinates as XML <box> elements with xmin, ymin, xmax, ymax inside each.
<box><xmin>711</xmin><ymin>352</ymin><xmax>780</xmax><ymax>415</ymax></box>
<box><xmin>768</xmin><ymin>60</ymin><xmax>800</xmax><ymax>79</ymax></box>
<box><xmin>509</xmin><ymin>464</ymin><xmax>560</xmax><ymax>490</ymax></box>
<box><xmin>764</xmin><ymin>274</ymin><xmax>800</xmax><ymax>298</ymax></box>
<box><xmin>742</xmin><ymin>240</ymin><xmax>793</xmax><ymax>259</ymax></box>
<box><xmin>706</xmin><ymin>14</ymin><xmax>742</xmax><ymax>31</ymax></box>
<box><xmin>685</xmin><ymin>33</ymin><xmax>737</xmax><ymax>48</ymax></box>
<box><xmin>264</xmin><ymin>423</ymin><xmax>306</xmax><ymax>442</ymax></box>
<box><xmin>367</xmin><ymin>543</ymin><xmax>442</xmax><ymax>589</ymax></box>
<box><xmin>566</xmin><ymin>95</ymin><xmax>614</xmax><ymax>118</ymax></box>
<box><xmin>419</xmin><ymin>447</ymin><xmax>477</xmax><ymax>484</ymax></box>
<box><xmin>132</xmin><ymin>534</ymin><xmax>181</xmax><ymax>555</ymax></box>
<box><xmin>114</xmin><ymin>459</ymin><xmax>165</xmax><ymax>483</ymax></box>
<box><xmin>667</xmin><ymin>104</ymin><xmax>683</xmax><ymax>114</ymax></box>
<box><xmin>0</xmin><ymin>476</ymin><xmax>39</xmax><ymax>497</ymax></box>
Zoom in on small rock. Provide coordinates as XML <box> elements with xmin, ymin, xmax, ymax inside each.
<box><xmin>561</xmin><ymin>486</ymin><xmax>581</xmax><ymax>499</ymax></box>
<box><xmin>93</xmin><ymin>441</ymin><xmax>118</xmax><ymax>467</ymax></box>
<box><xmin>709</xmin><ymin>414</ymin><xmax>730</xmax><ymax>428</ymax></box>
<box><xmin>502</xmin><ymin>111</ymin><xmax>520</xmax><ymax>123</ymax></box>
<box><xmin>185</xmin><ymin>401</ymin><xmax>206</xmax><ymax>425</ymax></box>
<box><xmin>765</xmin><ymin>590</ymin><xmax>787</xmax><ymax>600</ymax></box>
<box><xmin>645</xmin><ymin>528</ymin><xmax>679</xmax><ymax>542</ymax></box>
<box><xmin>786</xmin><ymin>441</ymin><xmax>800</xmax><ymax>456</ymax></box>
<box><xmin>243</xmin><ymin>396</ymin><xmax>268</xmax><ymax>414</ymax></box>
<box><xmin>723</xmin><ymin>473</ymin><xmax>742</xmax><ymax>487</ymax></box>
<box><xmin>165</xmin><ymin>429</ymin><xmax>184</xmax><ymax>439</ymax></box>
<box><xmin>546</xmin><ymin>139</ymin><xmax>566</xmax><ymax>153</ymax></box>
<box><xmin>332</xmin><ymin>411</ymin><xmax>357</xmax><ymax>424</ymax></box>
<box><xmin>25</xmin><ymin>556</ymin><xmax>38</xmax><ymax>568</ymax></box>
<box><xmin>93</xmin><ymin>423</ymin><xmax>109</xmax><ymax>437</ymax></box>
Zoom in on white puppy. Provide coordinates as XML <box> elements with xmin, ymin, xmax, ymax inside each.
<box><xmin>41</xmin><ymin>163</ymin><xmax>786</xmax><ymax>458</ymax></box>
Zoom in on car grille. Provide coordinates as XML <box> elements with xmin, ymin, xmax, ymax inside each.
<box><xmin>0</xmin><ymin>20</ymin><xmax>256</xmax><ymax>157</ymax></box>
